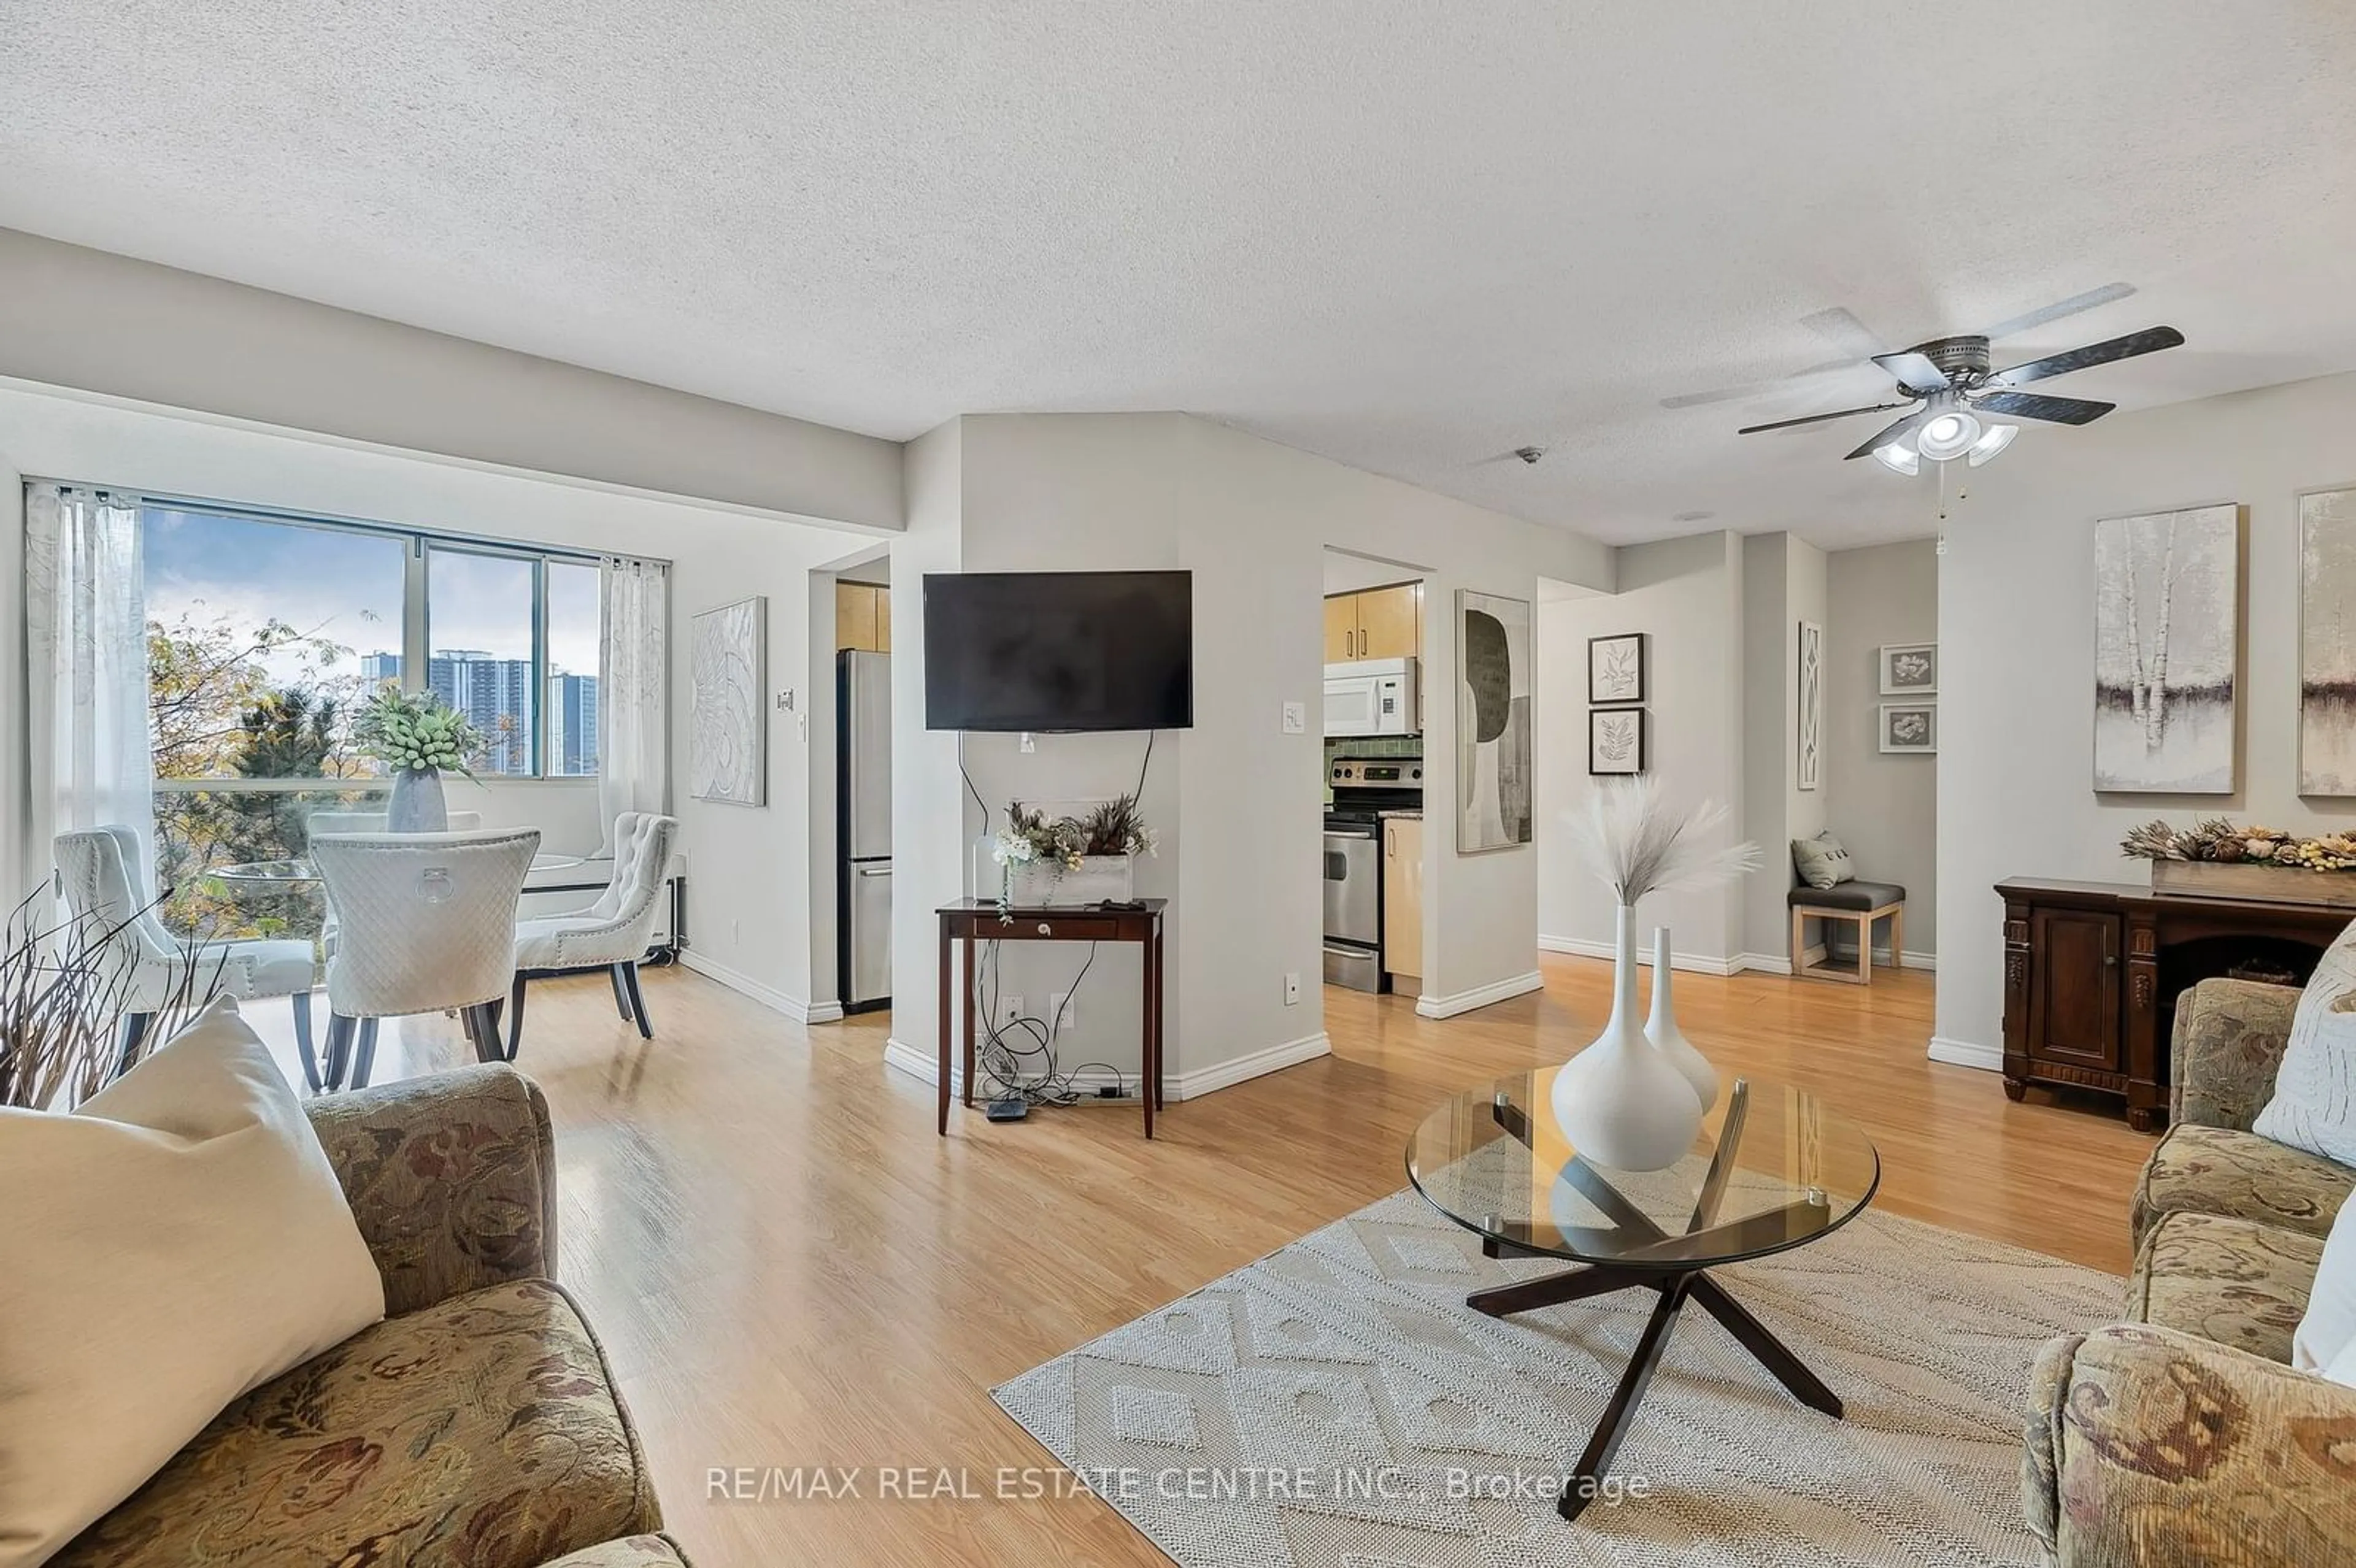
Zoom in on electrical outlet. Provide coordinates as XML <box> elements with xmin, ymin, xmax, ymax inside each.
<box><xmin>1281</xmin><ymin>701</ymin><xmax>1306</xmax><ymax>735</ymax></box>
<box><xmin>1284</xmin><ymin>971</ymin><xmax>1301</xmax><ymax>1006</ymax></box>
<box><xmin>1049</xmin><ymin>990</ymin><xmax>1074</xmax><ymax>1033</ymax></box>
<box><xmin>1020</xmin><ymin>731</ymin><xmax>1037</xmax><ymax>753</ymax></box>
<box><xmin>999</xmin><ymin>994</ymin><xmax>1025</xmax><ymax>1027</ymax></box>
<box><xmin>731</xmin><ymin>918</ymin><xmax>741</xmax><ymax>946</ymax></box>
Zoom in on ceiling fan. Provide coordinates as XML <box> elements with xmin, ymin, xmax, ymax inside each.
<box><xmin>1735</xmin><ymin>321</ymin><xmax>2185</xmax><ymax>472</ymax></box>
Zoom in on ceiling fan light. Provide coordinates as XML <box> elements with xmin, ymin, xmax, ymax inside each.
<box><xmin>1916</xmin><ymin>409</ymin><xmax>1984</xmax><ymax>463</ymax></box>
<box><xmin>1965</xmin><ymin>423</ymin><xmax>2019</xmax><ymax>466</ymax></box>
<box><xmin>1871</xmin><ymin>442</ymin><xmax>1920</xmax><ymax>476</ymax></box>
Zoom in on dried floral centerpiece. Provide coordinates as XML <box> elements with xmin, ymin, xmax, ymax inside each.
<box><xmin>2120</xmin><ymin>817</ymin><xmax>2356</xmax><ymax>907</ymax></box>
<box><xmin>0</xmin><ymin>887</ymin><xmax>223</xmax><ymax>1110</ymax></box>
<box><xmin>353</xmin><ymin>688</ymin><xmax>481</xmax><ymax>832</ymax></box>
<box><xmin>990</xmin><ymin>795</ymin><xmax>1158</xmax><ymax>915</ymax></box>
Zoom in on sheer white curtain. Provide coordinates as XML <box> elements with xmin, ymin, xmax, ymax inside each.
<box><xmin>597</xmin><ymin>557</ymin><xmax>669</xmax><ymax>854</ymax></box>
<box><xmin>25</xmin><ymin>483</ymin><xmax>153</xmax><ymax>880</ymax></box>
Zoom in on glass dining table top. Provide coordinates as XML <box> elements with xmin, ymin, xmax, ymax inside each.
<box><xmin>1405</xmin><ymin>1069</ymin><xmax>1881</xmax><ymax>1270</ymax></box>
<box><xmin>209</xmin><ymin>851</ymin><xmax>587</xmax><ymax>886</ymax></box>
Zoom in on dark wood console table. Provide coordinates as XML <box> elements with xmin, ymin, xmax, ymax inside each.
<box><xmin>1996</xmin><ymin>877</ymin><xmax>2348</xmax><ymax>1131</ymax></box>
<box><xmin>935</xmin><ymin>898</ymin><xmax>1167</xmax><ymax>1138</ymax></box>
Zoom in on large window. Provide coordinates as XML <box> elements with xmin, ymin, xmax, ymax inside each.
<box><xmin>138</xmin><ymin>497</ymin><xmax>614</xmax><ymax>937</ymax></box>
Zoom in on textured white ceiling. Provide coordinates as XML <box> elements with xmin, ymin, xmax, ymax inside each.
<box><xmin>5</xmin><ymin>2</ymin><xmax>2355</xmax><ymax>548</ymax></box>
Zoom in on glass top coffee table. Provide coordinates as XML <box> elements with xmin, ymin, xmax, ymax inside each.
<box><xmin>1406</xmin><ymin>1069</ymin><xmax>1880</xmax><ymax>1520</ymax></box>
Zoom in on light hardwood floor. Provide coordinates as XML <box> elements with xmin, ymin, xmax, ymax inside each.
<box><xmin>332</xmin><ymin>954</ymin><xmax>2152</xmax><ymax>1564</ymax></box>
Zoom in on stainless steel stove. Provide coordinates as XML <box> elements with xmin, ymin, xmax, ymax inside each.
<box><xmin>1323</xmin><ymin>756</ymin><xmax>1423</xmax><ymax>991</ymax></box>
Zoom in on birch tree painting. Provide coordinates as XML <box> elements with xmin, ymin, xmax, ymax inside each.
<box><xmin>2302</xmin><ymin>486</ymin><xmax>2356</xmax><ymax>794</ymax></box>
<box><xmin>2093</xmin><ymin>504</ymin><xmax>2241</xmax><ymax>793</ymax></box>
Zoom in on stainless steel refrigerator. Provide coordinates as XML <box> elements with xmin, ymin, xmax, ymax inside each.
<box><xmin>837</xmin><ymin>650</ymin><xmax>893</xmax><ymax>1011</ymax></box>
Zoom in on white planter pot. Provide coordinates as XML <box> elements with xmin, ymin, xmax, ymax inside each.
<box><xmin>1005</xmin><ymin>854</ymin><xmax>1135</xmax><ymax>908</ymax></box>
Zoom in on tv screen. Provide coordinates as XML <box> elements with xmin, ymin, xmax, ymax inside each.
<box><xmin>923</xmin><ymin>571</ymin><xmax>1193</xmax><ymax>732</ymax></box>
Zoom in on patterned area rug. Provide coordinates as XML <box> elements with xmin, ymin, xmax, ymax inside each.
<box><xmin>993</xmin><ymin>1188</ymin><xmax>2122</xmax><ymax>1566</ymax></box>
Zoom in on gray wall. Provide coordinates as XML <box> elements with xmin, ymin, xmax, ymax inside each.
<box><xmin>1825</xmin><ymin>539</ymin><xmax>1938</xmax><ymax>960</ymax></box>
<box><xmin>1739</xmin><ymin>532</ymin><xmax>1829</xmax><ymax>962</ymax></box>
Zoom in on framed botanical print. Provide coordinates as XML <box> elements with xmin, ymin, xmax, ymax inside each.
<box><xmin>1879</xmin><ymin>643</ymin><xmax>1938</xmax><ymax>696</ymax></box>
<box><xmin>1879</xmin><ymin>703</ymin><xmax>1937</xmax><ymax>755</ymax></box>
<box><xmin>1588</xmin><ymin>632</ymin><xmax>1646</xmax><ymax>705</ymax></box>
<box><xmin>1588</xmin><ymin>707</ymin><xmax>1646</xmax><ymax>775</ymax></box>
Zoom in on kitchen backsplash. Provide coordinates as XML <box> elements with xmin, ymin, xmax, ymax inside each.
<box><xmin>1324</xmin><ymin>735</ymin><xmax>1423</xmax><ymax>802</ymax></box>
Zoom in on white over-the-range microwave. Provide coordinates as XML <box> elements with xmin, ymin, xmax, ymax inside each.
<box><xmin>1323</xmin><ymin>657</ymin><xmax>1419</xmax><ymax>737</ymax></box>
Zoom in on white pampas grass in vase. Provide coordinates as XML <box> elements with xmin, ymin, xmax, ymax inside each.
<box><xmin>1552</xmin><ymin>777</ymin><xmax>1761</xmax><ymax>1170</ymax></box>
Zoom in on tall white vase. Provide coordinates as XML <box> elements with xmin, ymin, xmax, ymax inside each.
<box><xmin>1646</xmin><ymin>926</ymin><xmax>1718</xmax><ymax>1112</ymax></box>
<box><xmin>1550</xmin><ymin>905</ymin><xmax>1705</xmax><ymax>1170</ymax></box>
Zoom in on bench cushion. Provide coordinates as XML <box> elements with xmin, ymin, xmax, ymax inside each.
<box><xmin>1787</xmin><ymin>880</ymin><xmax>1905</xmax><ymax>912</ymax></box>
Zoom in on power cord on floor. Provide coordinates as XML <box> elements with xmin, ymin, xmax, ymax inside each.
<box><xmin>972</xmin><ymin>939</ymin><xmax>1124</xmax><ymax>1106</ymax></box>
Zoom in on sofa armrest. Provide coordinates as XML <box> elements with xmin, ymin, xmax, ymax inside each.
<box><xmin>2025</xmin><ymin>1324</ymin><xmax>2356</xmax><ymax>1568</ymax></box>
<box><xmin>305</xmin><ymin>1062</ymin><xmax>558</xmax><ymax>1315</ymax></box>
<box><xmin>2170</xmin><ymin>978</ymin><xmax>2300</xmax><ymax>1131</ymax></box>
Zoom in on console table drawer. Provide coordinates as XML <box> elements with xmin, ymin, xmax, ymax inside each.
<box><xmin>1005</xmin><ymin>915</ymin><xmax>1125</xmax><ymax>941</ymax></box>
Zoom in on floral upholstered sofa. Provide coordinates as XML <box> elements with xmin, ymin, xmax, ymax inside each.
<box><xmin>2023</xmin><ymin>977</ymin><xmax>2356</xmax><ymax>1567</ymax></box>
<box><xmin>53</xmin><ymin>1064</ymin><xmax>691</xmax><ymax>1567</ymax></box>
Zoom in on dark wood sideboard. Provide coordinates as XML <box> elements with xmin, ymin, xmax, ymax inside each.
<box><xmin>1996</xmin><ymin>877</ymin><xmax>2352</xmax><ymax>1131</ymax></box>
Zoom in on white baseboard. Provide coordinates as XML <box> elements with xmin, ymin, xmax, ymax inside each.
<box><xmin>679</xmin><ymin>950</ymin><xmax>833</xmax><ymax>1024</ymax></box>
<box><xmin>884</xmin><ymin>1031</ymin><xmax>1331</xmax><ymax>1104</ymax></box>
<box><xmin>1538</xmin><ymin>936</ymin><xmax>1743</xmax><ymax>977</ymax></box>
<box><xmin>1733</xmin><ymin>952</ymin><xmax>1792</xmax><ymax>976</ymax></box>
<box><xmin>1416</xmin><ymin>969</ymin><xmax>1545</xmax><ymax>1019</ymax></box>
<box><xmin>1928</xmin><ymin>1035</ymin><xmax>2003</xmax><ymax>1072</ymax></box>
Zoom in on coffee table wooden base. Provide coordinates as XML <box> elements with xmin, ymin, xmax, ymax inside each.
<box><xmin>1469</xmin><ymin>1248</ymin><xmax>1844</xmax><ymax>1521</ymax></box>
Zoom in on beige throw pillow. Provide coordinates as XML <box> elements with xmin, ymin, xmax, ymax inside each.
<box><xmin>1791</xmin><ymin>834</ymin><xmax>1855</xmax><ymax>890</ymax></box>
<box><xmin>2254</xmin><ymin>920</ymin><xmax>2356</xmax><ymax>1167</ymax></box>
<box><xmin>0</xmin><ymin>996</ymin><xmax>385</xmax><ymax>1567</ymax></box>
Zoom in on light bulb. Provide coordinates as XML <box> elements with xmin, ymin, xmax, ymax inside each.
<box><xmin>1871</xmin><ymin>442</ymin><xmax>1920</xmax><ymax>475</ymax></box>
<box><xmin>1965</xmin><ymin>423</ymin><xmax>2019</xmax><ymax>467</ymax></box>
<box><xmin>1916</xmin><ymin>409</ymin><xmax>1984</xmax><ymax>463</ymax></box>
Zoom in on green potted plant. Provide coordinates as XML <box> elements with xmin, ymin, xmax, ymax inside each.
<box><xmin>352</xmin><ymin>688</ymin><xmax>482</xmax><ymax>832</ymax></box>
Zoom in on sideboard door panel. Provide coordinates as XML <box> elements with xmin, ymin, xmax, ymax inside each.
<box><xmin>2028</xmin><ymin>907</ymin><xmax>2122</xmax><ymax>1070</ymax></box>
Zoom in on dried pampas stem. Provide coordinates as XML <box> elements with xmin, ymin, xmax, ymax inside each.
<box><xmin>1566</xmin><ymin>776</ymin><xmax>1763</xmax><ymax>907</ymax></box>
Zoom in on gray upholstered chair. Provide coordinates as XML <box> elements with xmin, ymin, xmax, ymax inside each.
<box><xmin>308</xmin><ymin>829</ymin><xmax>538</xmax><ymax>1090</ymax></box>
<box><xmin>508</xmin><ymin>812</ymin><xmax>680</xmax><ymax>1055</ymax></box>
<box><xmin>53</xmin><ymin>825</ymin><xmax>318</xmax><ymax>1071</ymax></box>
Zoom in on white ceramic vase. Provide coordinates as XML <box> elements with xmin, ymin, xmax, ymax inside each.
<box><xmin>1646</xmin><ymin>926</ymin><xmax>1718</xmax><ymax>1112</ymax></box>
<box><xmin>387</xmin><ymin>767</ymin><xmax>448</xmax><ymax>833</ymax></box>
<box><xmin>1550</xmin><ymin>905</ymin><xmax>1706</xmax><ymax>1170</ymax></box>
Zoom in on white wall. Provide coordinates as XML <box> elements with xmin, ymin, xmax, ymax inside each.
<box><xmin>888</xmin><ymin>413</ymin><xmax>1614</xmax><ymax>1094</ymax></box>
<box><xmin>1535</xmin><ymin>531</ymin><xmax>1749</xmax><ymax>969</ymax></box>
<box><xmin>1938</xmin><ymin>370</ymin><xmax>2356</xmax><ymax>1062</ymax></box>
<box><xmin>0</xmin><ymin>384</ymin><xmax>868</xmax><ymax>1010</ymax></box>
<box><xmin>1824</xmin><ymin>539</ymin><xmax>1938</xmax><ymax>959</ymax></box>
<box><xmin>0</xmin><ymin>228</ymin><xmax>903</xmax><ymax>531</ymax></box>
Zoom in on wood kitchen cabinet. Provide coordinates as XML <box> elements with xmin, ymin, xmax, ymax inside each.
<box><xmin>836</xmin><ymin>582</ymin><xmax>890</xmax><ymax>653</ymax></box>
<box><xmin>1384</xmin><ymin>815</ymin><xmax>1424</xmax><ymax>990</ymax></box>
<box><xmin>1324</xmin><ymin>582</ymin><xmax>1422</xmax><ymax>662</ymax></box>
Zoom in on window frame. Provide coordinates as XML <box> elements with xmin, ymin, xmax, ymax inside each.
<box><xmin>101</xmin><ymin>484</ymin><xmax>647</xmax><ymax>794</ymax></box>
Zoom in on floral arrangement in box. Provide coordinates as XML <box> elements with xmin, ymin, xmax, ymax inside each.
<box><xmin>2120</xmin><ymin>818</ymin><xmax>2356</xmax><ymax>872</ymax></box>
<box><xmin>990</xmin><ymin>795</ymin><xmax>1157</xmax><ymax>915</ymax></box>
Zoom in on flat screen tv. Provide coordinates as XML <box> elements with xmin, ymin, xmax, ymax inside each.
<box><xmin>923</xmin><ymin>571</ymin><xmax>1193</xmax><ymax>732</ymax></box>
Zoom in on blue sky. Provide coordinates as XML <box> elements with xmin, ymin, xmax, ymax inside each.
<box><xmin>143</xmin><ymin>509</ymin><xmax>599</xmax><ymax>680</ymax></box>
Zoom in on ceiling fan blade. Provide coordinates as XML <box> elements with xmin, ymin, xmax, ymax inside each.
<box><xmin>1979</xmin><ymin>282</ymin><xmax>2136</xmax><ymax>342</ymax></box>
<box><xmin>1872</xmin><ymin>350</ymin><xmax>1950</xmax><ymax>395</ymax></box>
<box><xmin>1972</xmin><ymin>390</ymin><xmax>2116</xmax><ymax>425</ymax></box>
<box><xmin>1843</xmin><ymin>409</ymin><xmax>1931</xmax><ymax>461</ymax></box>
<box><xmin>1736</xmin><ymin>401</ymin><xmax>1906</xmax><ymax>436</ymax></box>
<box><xmin>1798</xmin><ymin>306</ymin><xmax>1888</xmax><ymax>361</ymax></box>
<box><xmin>1988</xmin><ymin>326</ymin><xmax>2185</xmax><ymax>389</ymax></box>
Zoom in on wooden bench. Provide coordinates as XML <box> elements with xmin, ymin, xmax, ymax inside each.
<box><xmin>1788</xmin><ymin>881</ymin><xmax>1906</xmax><ymax>985</ymax></box>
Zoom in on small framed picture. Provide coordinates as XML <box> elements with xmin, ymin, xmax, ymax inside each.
<box><xmin>1588</xmin><ymin>708</ymin><xmax>1646</xmax><ymax>775</ymax></box>
<box><xmin>1588</xmin><ymin>632</ymin><xmax>1647</xmax><ymax>705</ymax></box>
<box><xmin>1880</xmin><ymin>703</ymin><xmax>1938</xmax><ymax>754</ymax></box>
<box><xmin>1879</xmin><ymin>642</ymin><xmax>1938</xmax><ymax>696</ymax></box>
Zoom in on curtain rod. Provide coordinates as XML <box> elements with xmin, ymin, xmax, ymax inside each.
<box><xmin>25</xmin><ymin>476</ymin><xmax>669</xmax><ymax>569</ymax></box>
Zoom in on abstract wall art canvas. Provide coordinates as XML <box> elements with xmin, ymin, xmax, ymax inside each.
<box><xmin>1588</xmin><ymin>632</ymin><xmax>1646</xmax><ymax>704</ymax></box>
<box><xmin>1879</xmin><ymin>703</ymin><xmax>1937</xmax><ymax>755</ymax></box>
<box><xmin>2301</xmin><ymin>486</ymin><xmax>2356</xmax><ymax>795</ymax></box>
<box><xmin>1457</xmin><ymin>589</ymin><xmax>1531</xmax><ymax>852</ymax></box>
<box><xmin>1796</xmin><ymin>620</ymin><xmax>1823</xmax><ymax>791</ymax></box>
<box><xmin>1879</xmin><ymin>643</ymin><xmax>1938</xmax><ymax>696</ymax></box>
<box><xmin>2093</xmin><ymin>504</ymin><xmax>2242</xmax><ymax>794</ymax></box>
<box><xmin>690</xmin><ymin>595</ymin><xmax>767</xmax><ymax>805</ymax></box>
<box><xmin>1588</xmin><ymin>708</ymin><xmax>1646</xmax><ymax>775</ymax></box>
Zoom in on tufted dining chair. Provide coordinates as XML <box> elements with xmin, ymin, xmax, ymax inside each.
<box><xmin>508</xmin><ymin>812</ymin><xmax>680</xmax><ymax>1055</ymax></box>
<box><xmin>307</xmin><ymin>829</ymin><xmax>539</xmax><ymax>1091</ymax></box>
<box><xmin>53</xmin><ymin>825</ymin><xmax>319</xmax><ymax>1075</ymax></box>
<box><xmin>306</xmin><ymin>808</ymin><xmax>481</xmax><ymax>962</ymax></box>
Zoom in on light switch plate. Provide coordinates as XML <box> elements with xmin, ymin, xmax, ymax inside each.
<box><xmin>1281</xmin><ymin>701</ymin><xmax>1306</xmax><ymax>735</ymax></box>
